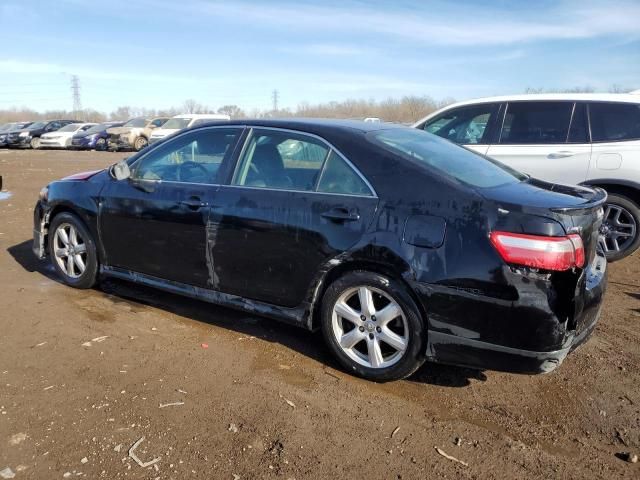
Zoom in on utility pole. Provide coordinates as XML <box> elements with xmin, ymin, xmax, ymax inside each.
<box><xmin>271</xmin><ymin>89</ymin><xmax>279</xmax><ymax>113</ymax></box>
<box><xmin>70</xmin><ymin>75</ymin><xmax>82</xmax><ymax>119</ymax></box>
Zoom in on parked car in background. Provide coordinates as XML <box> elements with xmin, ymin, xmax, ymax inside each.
<box><xmin>414</xmin><ymin>93</ymin><xmax>640</xmax><ymax>261</ymax></box>
<box><xmin>148</xmin><ymin>113</ymin><xmax>230</xmax><ymax>145</ymax></box>
<box><xmin>39</xmin><ymin>123</ymin><xmax>97</xmax><ymax>149</ymax></box>
<box><xmin>0</xmin><ymin>122</ymin><xmax>32</xmax><ymax>147</ymax></box>
<box><xmin>7</xmin><ymin>119</ymin><xmax>76</xmax><ymax>149</ymax></box>
<box><xmin>33</xmin><ymin>119</ymin><xmax>606</xmax><ymax>381</ymax></box>
<box><xmin>106</xmin><ymin>117</ymin><xmax>169</xmax><ymax>151</ymax></box>
<box><xmin>70</xmin><ymin>121</ymin><xmax>124</xmax><ymax>150</ymax></box>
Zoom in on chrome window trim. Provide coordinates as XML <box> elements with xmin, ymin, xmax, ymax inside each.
<box><xmin>230</xmin><ymin>126</ymin><xmax>378</xmax><ymax>198</ymax></box>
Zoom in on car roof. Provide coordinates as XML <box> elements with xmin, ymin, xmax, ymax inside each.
<box><xmin>173</xmin><ymin>113</ymin><xmax>229</xmax><ymax>119</ymax></box>
<box><xmin>412</xmin><ymin>93</ymin><xmax>640</xmax><ymax>126</ymax></box>
<box><xmin>193</xmin><ymin>118</ymin><xmax>405</xmax><ymax>135</ymax></box>
<box><xmin>439</xmin><ymin>93</ymin><xmax>640</xmax><ymax>108</ymax></box>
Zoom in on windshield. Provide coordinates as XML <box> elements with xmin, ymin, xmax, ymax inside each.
<box><xmin>0</xmin><ymin>123</ymin><xmax>13</xmax><ymax>132</ymax></box>
<box><xmin>83</xmin><ymin>124</ymin><xmax>109</xmax><ymax>135</ymax></box>
<box><xmin>58</xmin><ymin>123</ymin><xmax>81</xmax><ymax>132</ymax></box>
<box><xmin>124</xmin><ymin>118</ymin><xmax>147</xmax><ymax>128</ymax></box>
<box><xmin>162</xmin><ymin>118</ymin><xmax>191</xmax><ymax>129</ymax></box>
<box><xmin>28</xmin><ymin>122</ymin><xmax>46</xmax><ymax>130</ymax></box>
<box><xmin>369</xmin><ymin>128</ymin><xmax>527</xmax><ymax>189</ymax></box>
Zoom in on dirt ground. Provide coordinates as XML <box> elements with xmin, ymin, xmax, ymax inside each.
<box><xmin>0</xmin><ymin>148</ymin><xmax>638</xmax><ymax>479</ymax></box>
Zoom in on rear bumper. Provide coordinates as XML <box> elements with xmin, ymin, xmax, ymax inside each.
<box><xmin>421</xmin><ymin>253</ymin><xmax>607</xmax><ymax>374</ymax></box>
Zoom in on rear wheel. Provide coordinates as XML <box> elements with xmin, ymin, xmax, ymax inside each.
<box><xmin>30</xmin><ymin>137</ymin><xmax>40</xmax><ymax>149</ymax></box>
<box><xmin>600</xmin><ymin>194</ymin><xmax>640</xmax><ymax>262</ymax></box>
<box><xmin>48</xmin><ymin>213</ymin><xmax>98</xmax><ymax>289</ymax></box>
<box><xmin>320</xmin><ymin>271</ymin><xmax>426</xmax><ymax>382</ymax></box>
<box><xmin>133</xmin><ymin>136</ymin><xmax>148</xmax><ymax>151</ymax></box>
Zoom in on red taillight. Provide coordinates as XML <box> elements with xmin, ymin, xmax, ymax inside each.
<box><xmin>489</xmin><ymin>231</ymin><xmax>585</xmax><ymax>271</ymax></box>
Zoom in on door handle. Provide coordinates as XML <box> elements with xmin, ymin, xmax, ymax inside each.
<box><xmin>321</xmin><ymin>207</ymin><xmax>360</xmax><ymax>222</ymax></box>
<box><xmin>180</xmin><ymin>196</ymin><xmax>207</xmax><ymax>210</ymax></box>
<box><xmin>547</xmin><ymin>151</ymin><xmax>576</xmax><ymax>159</ymax></box>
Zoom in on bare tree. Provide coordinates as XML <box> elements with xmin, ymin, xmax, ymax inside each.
<box><xmin>217</xmin><ymin>105</ymin><xmax>246</xmax><ymax>118</ymax></box>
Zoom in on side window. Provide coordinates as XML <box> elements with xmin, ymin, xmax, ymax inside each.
<box><xmin>590</xmin><ymin>102</ymin><xmax>640</xmax><ymax>142</ymax></box>
<box><xmin>233</xmin><ymin>129</ymin><xmax>329</xmax><ymax>191</ymax></box>
<box><xmin>152</xmin><ymin>119</ymin><xmax>166</xmax><ymax>127</ymax></box>
<box><xmin>132</xmin><ymin>128</ymin><xmax>242</xmax><ymax>184</ymax></box>
<box><xmin>317</xmin><ymin>151</ymin><xmax>373</xmax><ymax>196</ymax></box>
<box><xmin>500</xmin><ymin>102</ymin><xmax>572</xmax><ymax>144</ymax></box>
<box><xmin>568</xmin><ymin>103</ymin><xmax>588</xmax><ymax>143</ymax></box>
<box><xmin>423</xmin><ymin>104</ymin><xmax>498</xmax><ymax>145</ymax></box>
<box><xmin>80</xmin><ymin>125</ymin><xmax>92</xmax><ymax>132</ymax></box>
<box><xmin>46</xmin><ymin>122</ymin><xmax>60</xmax><ymax>132</ymax></box>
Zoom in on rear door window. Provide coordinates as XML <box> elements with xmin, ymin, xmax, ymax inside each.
<box><xmin>589</xmin><ymin>102</ymin><xmax>640</xmax><ymax>142</ymax></box>
<box><xmin>233</xmin><ymin>129</ymin><xmax>329</xmax><ymax>191</ymax></box>
<box><xmin>422</xmin><ymin>104</ymin><xmax>498</xmax><ymax>145</ymax></box>
<box><xmin>500</xmin><ymin>102</ymin><xmax>573</xmax><ymax>144</ymax></box>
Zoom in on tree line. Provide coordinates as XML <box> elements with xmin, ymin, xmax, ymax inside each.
<box><xmin>0</xmin><ymin>96</ymin><xmax>450</xmax><ymax>124</ymax></box>
<box><xmin>0</xmin><ymin>85</ymin><xmax>635</xmax><ymax>124</ymax></box>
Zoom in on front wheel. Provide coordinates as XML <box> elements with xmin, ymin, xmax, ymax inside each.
<box><xmin>48</xmin><ymin>213</ymin><xmax>98</xmax><ymax>289</ymax></box>
<box><xmin>30</xmin><ymin>137</ymin><xmax>40</xmax><ymax>149</ymax></box>
<box><xmin>320</xmin><ymin>271</ymin><xmax>426</xmax><ymax>382</ymax></box>
<box><xmin>95</xmin><ymin>138</ymin><xmax>106</xmax><ymax>151</ymax></box>
<box><xmin>600</xmin><ymin>194</ymin><xmax>640</xmax><ymax>262</ymax></box>
<box><xmin>133</xmin><ymin>136</ymin><xmax>148</xmax><ymax>151</ymax></box>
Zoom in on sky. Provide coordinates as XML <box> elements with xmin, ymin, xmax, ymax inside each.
<box><xmin>0</xmin><ymin>0</ymin><xmax>638</xmax><ymax>114</ymax></box>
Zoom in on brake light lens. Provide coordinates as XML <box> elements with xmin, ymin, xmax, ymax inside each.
<box><xmin>490</xmin><ymin>231</ymin><xmax>585</xmax><ymax>271</ymax></box>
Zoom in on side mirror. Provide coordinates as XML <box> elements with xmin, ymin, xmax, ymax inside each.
<box><xmin>110</xmin><ymin>160</ymin><xmax>131</xmax><ymax>181</ymax></box>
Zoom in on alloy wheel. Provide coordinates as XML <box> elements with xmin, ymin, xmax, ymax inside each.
<box><xmin>53</xmin><ymin>223</ymin><xmax>88</xmax><ymax>279</ymax></box>
<box><xmin>599</xmin><ymin>204</ymin><xmax>637</xmax><ymax>253</ymax></box>
<box><xmin>331</xmin><ymin>286</ymin><xmax>408</xmax><ymax>369</ymax></box>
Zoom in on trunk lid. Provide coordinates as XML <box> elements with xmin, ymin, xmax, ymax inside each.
<box><xmin>482</xmin><ymin>178</ymin><xmax>606</xmax><ymax>266</ymax></box>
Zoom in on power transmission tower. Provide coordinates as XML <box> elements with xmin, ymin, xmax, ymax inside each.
<box><xmin>272</xmin><ymin>89</ymin><xmax>279</xmax><ymax>113</ymax></box>
<box><xmin>70</xmin><ymin>75</ymin><xmax>82</xmax><ymax>118</ymax></box>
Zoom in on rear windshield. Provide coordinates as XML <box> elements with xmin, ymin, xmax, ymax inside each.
<box><xmin>83</xmin><ymin>124</ymin><xmax>108</xmax><ymax>135</ymax></box>
<box><xmin>162</xmin><ymin>118</ymin><xmax>192</xmax><ymax>129</ymax></box>
<box><xmin>369</xmin><ymin>128</ymin><xmax>527</xmax><ymax>188</ymax></box>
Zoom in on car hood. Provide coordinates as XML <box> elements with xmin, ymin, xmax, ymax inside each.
<box><xmin>106</xmin><ymin>126</ymin><xmax>135</xmax><ymax>135</ymax></box>
<box><xmin>43</xmin><ymin>132</ymin><xmax>72</xmax><ymax>138</ymax></box>
<box><xmin>61</xmin><ymin>169</ymin><xmax>104</xmax><ymax>181</ymax></box>
<box><xmin>151</xmin><ymin>128</ymin><xmax>178</xmax><ymax>137</ymax></box>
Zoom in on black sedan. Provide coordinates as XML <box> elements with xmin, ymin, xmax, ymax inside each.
<box><xmin>32</xmin><ymin>120</ymin><xmax>607</xmax><ymax>381</ymax></box>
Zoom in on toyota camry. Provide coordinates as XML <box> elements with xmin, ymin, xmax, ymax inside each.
<box><xmin>33</xmin><ymin>119</ymin><xmax>607</xmax><ymax>381</ymax></box>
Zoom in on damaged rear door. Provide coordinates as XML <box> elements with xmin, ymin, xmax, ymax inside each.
<box><xmin>99</xmin><ymin>127</ymin><xmax>244</xmax><ymax>287</ymax></box>
<box><xmin>207</xmin><ymin>127</ymin><xmax>378</xmax><ymax>308</ymax></box>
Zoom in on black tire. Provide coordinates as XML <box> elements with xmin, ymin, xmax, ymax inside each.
<box><xmin>30</xmin><ymin>137</ymin><xmax>40</xmax><ymax>149</ymax></box>
<box><xmin>602</xmin><ymin>193</ymin><xmax>640</xmax><ymax>262</ymax></box>
<box><xmin>320</xmin><ymin>271</ymin><xmax>426</xmax><ymax>382</ymax></box>
<box><xmin>133</xmin><ymin>136</ymin><xmax>148</xmax><ymax>151</ymax></box>
<box><xmin>48</xmin><ymin>212</ymin><xmax>99</xmax><ymax>289</ymax></box>
<box><xmin>95</xmin><ymin>138</ymin><xmax>106</xmax><ymax>151</ymax></box>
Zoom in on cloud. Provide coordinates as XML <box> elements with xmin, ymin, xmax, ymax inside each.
<box><xmin>278</xmin><ymin>43</ymin><xmax>373</xmax><ymax>56</ymax></box>
<box><xmin>155</xmin><ymin>0</ymin><xmax>640</xmax><ymax>47</ymax></box>
<box><xmin>0</xmin><ymin>60</ymin><xmax>197</xmax><ymax>84</ymax></box>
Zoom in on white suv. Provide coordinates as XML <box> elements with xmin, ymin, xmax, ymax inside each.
<box><xmin>148</xmin><ymin>113</ymin><xmax>231</xmax><ymax>145</ymax></box>
<box><xmin>414</xmin><ymin>93</ymin><xmax>640</xmax><ymax>261</ymax></box>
